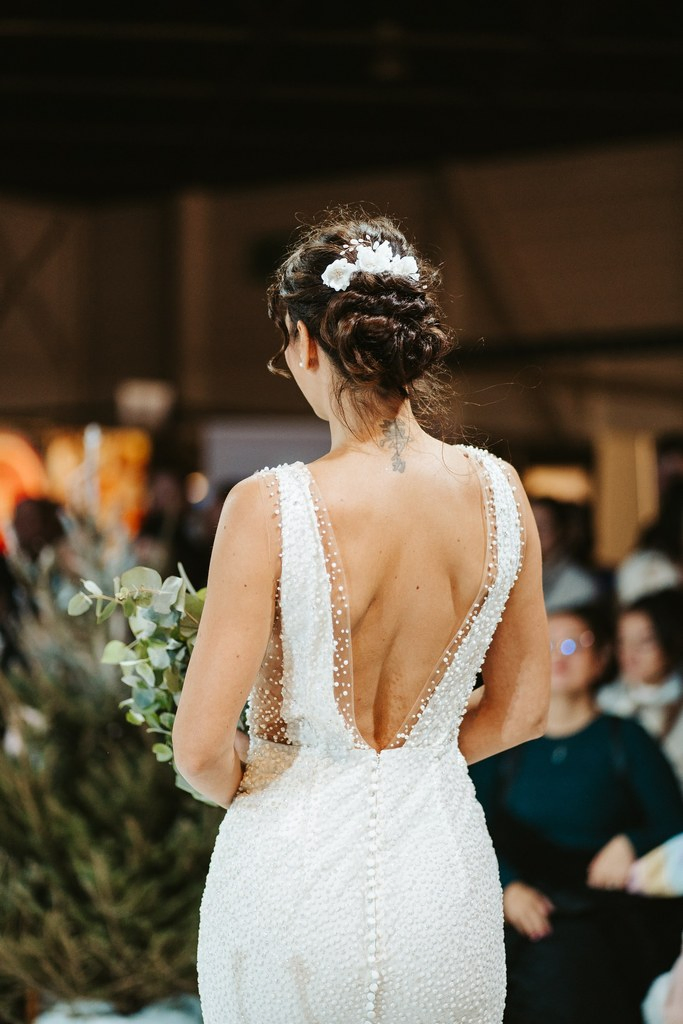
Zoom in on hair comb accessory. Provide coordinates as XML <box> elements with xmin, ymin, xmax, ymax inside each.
<box><xmin>321</xmin><ymin>238</ymin><xmax>419</xmax><ymax>291</ymax></box>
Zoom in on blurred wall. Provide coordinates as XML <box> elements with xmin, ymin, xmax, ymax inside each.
<box><xmin>1</xmin><ymin>137</ymin><xmax>681</xmax><ymax>450</ymax></box>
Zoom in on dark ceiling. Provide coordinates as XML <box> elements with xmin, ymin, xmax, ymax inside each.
<box><xmin>1</xmin><ymin>4</ymin><xmax>683</xmax><ymax>201</ymax></box>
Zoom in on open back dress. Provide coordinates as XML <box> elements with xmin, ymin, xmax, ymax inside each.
<box><xmin>197</xmin><ymin>446</ymin><xmax>523</xmax><ymax>1024</ymax></box>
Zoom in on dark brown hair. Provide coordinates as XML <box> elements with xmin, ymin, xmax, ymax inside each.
<box><xmin>621</xmin><ymin>586</ymin><xmax>683</xmax><ymax>670</ymax></box>
<box><xmin>266</xmin><ymin>207</ymin><xmax>454</xmax><ymax>434</ymax></box>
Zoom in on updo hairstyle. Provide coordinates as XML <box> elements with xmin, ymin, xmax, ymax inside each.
<box><xmin>266</xmin><ymin>209</ymin><xmax>454</xmax><ymax>432</ymax></box>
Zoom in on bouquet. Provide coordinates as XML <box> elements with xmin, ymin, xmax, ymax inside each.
<box><xmin>67</xmin><ymin>564</ymin><xmax>246</xmax><ymax>803</ymax></box>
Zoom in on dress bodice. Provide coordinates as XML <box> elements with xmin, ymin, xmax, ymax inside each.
<box><xmin>245</xmin><ymin>446</ymin><xmax>524</xmax><ymax>755</ymax></box>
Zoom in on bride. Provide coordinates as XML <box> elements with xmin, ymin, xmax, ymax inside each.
<box><xmin>172</xmin><ymin>208</ymin><xmax>550</xmax><ymax>1023</ymax></box>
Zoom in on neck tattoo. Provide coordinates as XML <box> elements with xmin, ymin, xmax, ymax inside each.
<box><xmin>379</xmin><ymin>417</ymin><xmax>409</xmax><ymax>473</ymax></box>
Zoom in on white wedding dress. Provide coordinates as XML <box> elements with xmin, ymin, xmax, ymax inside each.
<box><xmin>197</xmin><ymin>448</ymin><xmax>523</xmax><ymax>1024</ymax></box>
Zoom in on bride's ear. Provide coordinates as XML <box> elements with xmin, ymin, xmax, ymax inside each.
<box><xmin>296</xmin><ymin>320</ymin><xmax>320</xmax><ymax>371</ymax></box>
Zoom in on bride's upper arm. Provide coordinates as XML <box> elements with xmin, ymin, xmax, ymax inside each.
<box><xmin>172</xmin><ymin>474</ymin><xmax>279</xmax><ymax>769</ymax></box>
<box><xmin>479</xmin><ymin>461</ymin><xmax>550</xmax><ymax>740</ymax></box>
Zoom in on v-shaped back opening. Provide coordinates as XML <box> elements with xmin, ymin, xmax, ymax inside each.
<box><xmin>302</xmin><ymin>450</ymin><xmax>498</xmax><ymax>752</ymax></box>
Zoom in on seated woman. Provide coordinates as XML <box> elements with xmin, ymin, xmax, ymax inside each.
<box><xmin>598</xmin><ymin>587</ymin><xmax>683</xmax><ymax>790</ymax></box>
<box><xmin>470</xmin><ymin>602</ymin><xmax>683</xmax><ymax>1024</ymax></box>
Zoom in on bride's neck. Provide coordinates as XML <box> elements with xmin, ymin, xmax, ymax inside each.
<box><xmin>327</xmin><ymin>400</ymin><xmax>428</xmax><ymax>456</ymax></box>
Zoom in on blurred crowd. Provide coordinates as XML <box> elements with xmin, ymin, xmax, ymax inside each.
<box><xmin>471</xmin><ymin>431</ymin><xmax>683</xmax><ymax>1024</ymax></box>
<box><xmin>0</xmin><ymin>466</ymin><xmax>238</xmax><ymax>674</ymax></box>
<box><xmin>1</xmin><ymin>434</ymin><xmax>682</xmax><ymax>1023</ymax></box>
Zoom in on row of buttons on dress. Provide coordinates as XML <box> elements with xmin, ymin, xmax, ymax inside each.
<box><xmin>364</xmin><ymin>754</ymin><xmax>381</xmax><ymax>1022</ymax></box>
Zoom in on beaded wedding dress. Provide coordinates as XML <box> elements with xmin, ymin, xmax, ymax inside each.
<box><xmin>197</xmin><ymin>447</ymin><xmax>523</xmax><ymax>1024</ymax></box>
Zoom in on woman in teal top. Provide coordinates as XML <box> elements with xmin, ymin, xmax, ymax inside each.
<box><xmin>470</xmin><ymin>602</ymin><xmax>683</xmax><ymax>1024</ymax></box>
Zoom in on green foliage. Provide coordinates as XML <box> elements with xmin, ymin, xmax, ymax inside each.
<box><xmin>0</xmin><ymin>517</ymin><xmax>222</xmax><ymax>1017</ymax></box>
<box><xmin>68</xmin><ymin>562</ymin><xmax>248</xmax><ymax>800</ymax></box>
<box><xmin>0</xmin><ymin>664</ymin><xmax>221</xmax><ymax>1016</ymax></box>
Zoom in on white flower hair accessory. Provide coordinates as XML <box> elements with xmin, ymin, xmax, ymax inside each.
<box><xmin>321</xmin><ymin>236</ymin><xmax>419</xmax><ymax>291</ymax></box>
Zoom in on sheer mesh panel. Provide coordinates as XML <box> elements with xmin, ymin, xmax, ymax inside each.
<box><xmin>245</xmin><ymin>471</ymin><xmax>291</xmax><ymax>745</ymax></box>
<box><xmin>307</xmin><ymin>476</ymin><xmax>365</xmax><ymax>749</ymax></box>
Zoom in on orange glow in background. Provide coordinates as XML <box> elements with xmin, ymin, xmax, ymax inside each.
<box><xmin>0</xmin><ymin>427</ymin><xmax>152</xmax><ymax>543</ymax></box>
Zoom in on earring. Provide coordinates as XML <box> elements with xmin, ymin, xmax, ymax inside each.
<box><xmin>298</xmin><ymin>360</ymin><xmax>304</xmax><ymax>368</ymax></box>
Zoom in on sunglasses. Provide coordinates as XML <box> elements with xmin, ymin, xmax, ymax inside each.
<box><xmin>550</xmin><ymin>630</ymin><xmax>596</xmax><ymax>656</ymax></box>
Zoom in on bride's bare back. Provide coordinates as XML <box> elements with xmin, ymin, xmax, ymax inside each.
<box><xmin>307</xmin><ymin>443</ymin><xmax>492</xmax><ymax>750</ymax></box>
<box><xmin>174</xmin><ymin>207</ymin><xmax>548</xmax><ymax>804</ymax></box>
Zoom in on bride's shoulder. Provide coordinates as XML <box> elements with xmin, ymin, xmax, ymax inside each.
<box><xmin>216</xmin><ymin>464</ymin><xmax>298</xmax><ymax>518</ymax></box>
<box><xmin>249</xmin><ymin>460</ymin><xmax>305</xmax><ymax>482</ymax></box>
<box><xmin>446</xmin><ymin>441</ymin><xmax>520</xmax><ymax>481</ymax></box>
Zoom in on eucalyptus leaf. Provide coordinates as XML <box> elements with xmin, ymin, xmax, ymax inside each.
<box><xmin>96</xmin><ymin>600</ymin><xmax>118</xmax><ymax>624</ymax></box>
<box><xmin>82</xmin><ymin>579</ymin><xmax>103</xmax><ymax>596</ymax></box>
<box><xmin>163</xmin><ymin>666</ymin><xmax>181</xmax><ymax>693</ymax></box>
<box><xmin>101</xmin><ymin>640</ymin><xmax>130</xmax><ymax>665</ymax></box>
<box><xmin>156</xmin><ymin>690</ymin><xmax>174</xmax><ymax>711</ymax></box>
<box><xmin>67</xmin><ymin>592</ymin><xmax>93</xmax><ymax>616</ymax></box>
<box><xmin>162</xmin><ymin>575</ymin><xmax>183</xmax><ymax>599</ymax></box>
<box><xmin>177</xmin><ymin>561</ymin><xmax>197</xmax><ymax>596</ymax></box>
<box><xmin>151</xmin><ymin>591</ymin><xmax>175</xmax><ymax>615</ymax></box>
<box><xmin>132</xmin><ymin>687</ymin><xmax>156</xmax><ymax>710</ymax></box>
<box><xmin>129</xmin><ymin>613</ymin><xmax>157</xmax><ymax>640</ymax></box>
<box><xmin>120</xmin><ymin>566</ymin><xmax>163</xmax><ymax>592</ymax></box>
<box><xmin>135</xmin><ymin>661</ymin><xmax>156</xmax><ymax>686</ymax></box>
<box><xmin>148</xmin><ymin>645</ymin><xmax>171</xmax><ymax>670</ymax></box>
<box><xmin>183</xmin><ymin>592</ymin><xmax>205</xmax><ymax>622</ymax></box>
<box><xmin>174</xmin><ymin>585</ymin><xmax>186</xmax><ymax>613</ymax></box>
<box><xmin>152</xmin><ymin>743</ymin><xmax>174</xmax><ymax>762</ymax></box>
<box><xmin>125</xmin><ymin>709</ymin><xmax>146</xmax><ymax>726</ymax></box>
<box><xmin>156</xmin><ymin>610</ymin><xmax>180</xmax><ymax>628</ymax></box>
